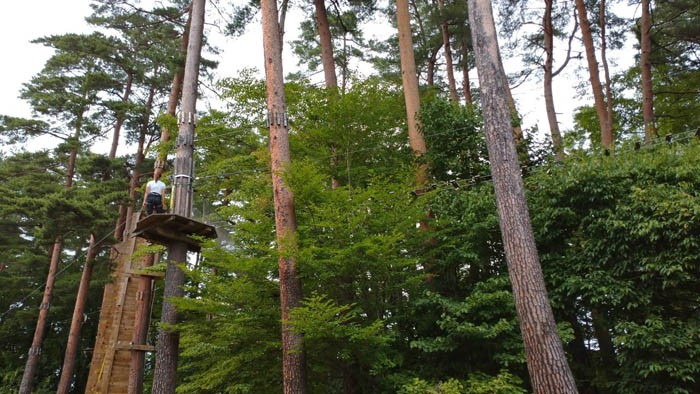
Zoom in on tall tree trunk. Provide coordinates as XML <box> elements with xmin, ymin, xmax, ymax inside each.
<box><xmin>467</xmin><ymin>1</ymin><xmax>579</xmax><ymax>393</ymax></box>
<box><xmin>426</xmin><ymin>44</ymin><xmax>440</xmax><ymax>87</ymax></box>
<box><xmin>314</xmin><ymin>0</ymin><xmax>337</xmax><ymax>88</ymax></box>
<box><xmin>19</xmin><ymin>238</ymin><xmax>63</xmax><ymax>394</ymax></box>
<box><xmin>438</xmin><ymin>0</ymin><xmax>458</xmax><ymax>101</ymax></box>
<box><xmin>575</xmin><ymin>0</ymin><xmax>613</xmax><ymax>150</ymax></box>
<box><xmin>640</xmin><ymin>0</ymin><xmax>657</xmax><ymax>143</ymax></box>
<box><xmin>599</xmin><ymin>0</ymin><xmax>615</xmax><ymax>134</ymax></box>
<box><xmin>151</xmin><ymin>1</ymin><xmax>205</xmax><ymax>393</ymax></box>
<box><xmin>261</xmin><ymin>0</ymin><xmax>308</xmax><ymax>392</ymax></box>
<box><xmin>461</xmin><ymin>38</ymin><xmax>473</xmax><ymax>105</ymax></box>
<box><xmin>57</xmin><ymin>234</ymin><xmax>99</xmax><ymax>394</ymax></box>
<box><xmin>156</xmin><ymin>8</ymin><xmax>191</xmax><ymax>179</ymax></box>
<box><xmin>313</xmin><ymin>0</ymin><xmax>342</xmax><ymax>189</ymax></box>
<box><xmin>543</xmin><ymin>0</ymin><xmax>564</xmax><ymax>161</ymax></box>
<box><xmin>20</xmin><ymin>111</ymin><xmax>83</xmax><ymax>394</ymax></box>
<box><xmin>109</xmin><ymin>71</ymin><xmax>134</xmax><ymax>160</ymax></box>
<box><xmin>397</xmin><ymin>0</ymin><xmax>429</xmax><ymax>188</ymax></box>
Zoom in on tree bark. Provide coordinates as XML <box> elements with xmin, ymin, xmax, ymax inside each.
<box><xmin>314</xmin><ymin>0</ymin><xmax>338</xmax><ymax>89</ymax></box>
<box><xmin>261</xmin><ymin>0</ymin><xmax>308</xmax><ymax>391</ymax></box>
<box><xmin>599</xmin><ymin>0</ymin><xmax>615</xmax><ymax>136</ymax></box>
<box><xmin>18</xmin><ymin>238</ymin><xmax>63</xmax><ymax>394</ymax></box>
<box><xmin>575</xmin><ymin>0</ymin><xmax>613</xmax><ymax>150</ymax></box>
<box><xmin>155</xmin><ymin>7</ymin><xmax>191</xmax><ymax>179</ymax></box>
<box><xmin>426</xmin><ymin>44</ymin><xmax>440</xmax><ymax>87</ymax></box>
<box><xmin>151</xmin><ymin>1</ymin><xmax>205</xmax><ymax>393</ymax></box>
<box><xmin>56</xmin><ymin>234</ymin><xmax>99</xmax><ymax>394</ymax></box>
<box><xmin>467</xmin><ymin>1</ymin><xmax>579</xmax><ymax>393</ymax></box>
<box><xmin>396</xmin><ymin>0</ymin><xmax>428</xmax><ymax>187</ymax></box>
<box><xmin>543</xmin><ymin>0</ymin><xmax>564</xmax><ymax>161</ymax></box>
<box><xmin>109</xmin><ymin>71</ymin><xmax>134</xmax><ymax>160</ymax></box>
<box><xmin>640</xmin><ymin>0</ymin><xmax>657</xmax><ymax>143</ymax></box>
<box><xmin>438</xmin><ymin>0</ymin><xmax>458</xmax><ymax>101</ymax></box>
<box><xmin>461</xmin><ymin>38</ymin><xmax>473</xmax><ymax>105</ymax></box>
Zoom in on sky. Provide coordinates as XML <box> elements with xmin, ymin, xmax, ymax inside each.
<box><xmin>0</xmin><ymin>1</ymin><xmax>638</xmax><ymax>155</ymax></box>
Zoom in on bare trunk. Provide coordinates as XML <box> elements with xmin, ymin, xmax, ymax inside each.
<box><xmin>57</xmin><ymin>234</ymin><xmax>99</xmax><ymax>394</ymax></box>
<box><xmin>261</xmin><ymin>0</ymin><xmax>308</xmax><ymax>392</ymax></box>
<box><xmin>599</xmin><ymin>0</ymin><xmax>615</xmax><ymax>134</ymax></box>
<box><xmin>314</xmin><ymin>0</ymin><xmax>337</xmax><ymax>88</ymax></box>
<box><xmin>155</xmin><ymin>8</ymin><xmax>191</xmax><ymax>179</ymax></box>
<box><xmin>438</xmin><ymin>0</ymin><xmax>458</xmax><ymax>101</ymax></box>
<box><xmin>461</xmin><ymin>38</ymin><xmax>473</xmax><ymax>105</ymax></box>
<box><xmin>575</xmin><ymin>0</ymin><xmax>613</xmax><ymax>150</ymax></box>
<box><xmin>109</xmin><ymin>71</ymin><xmax>134</xmax><ymax>160</ymax></box>
<box><xmin>640</xmin><ymin>0</ymin><xmax>657</xmax><ymax>143</ymax></box>
<box><xmin>544</xmin><ymin>0</ymin><xmax>564</xmax><ymax>161</ymax></box>
<box><xmin>397</xmin><ymin>0</ymin><xmax>428</xmax><ymax>188</ymax></box>
<box><xmin>426</xmin><ymin>44</ymin><xmax>440</xmax><ymax>87</ymax></box>
<box><xmin>467</xmin><ymin>1</ymin><xmax>579</xmax><ymax>393</ymax></box>
<box><xmin>19</xmin><ymin>238</ymin><xmax>63</xmax><ymax>394</ymax></box>
<box><xmin>152</xmin><ymin>1</ymin><xmax>206</xmax><ymax>393</ymax></box>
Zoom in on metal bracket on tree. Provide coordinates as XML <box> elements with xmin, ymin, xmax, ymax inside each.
<box><xmin>267</xmin><ymin>110</ymin><xmax>289</xmax><ymax>128</ymax></box>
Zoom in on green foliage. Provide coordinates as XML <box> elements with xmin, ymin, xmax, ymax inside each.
<box><xmin>419</xmin><ymin>95</ymin><xmax>486</xmax><ymax>182</ymax></box>
<box><xmin>530</xmin><ymin>143</ymin><xmax>700</xmax><ymax>393</ymax></box>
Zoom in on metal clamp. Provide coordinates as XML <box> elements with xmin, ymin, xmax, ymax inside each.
<box><xmin>267</xmin><ymin>111</ymin><xmax>289</xmax><ymax>128</ymax></box>
<box><xmin>178</xmin><ymin>112</ymin><xmax>197</xmax><ymax>126</ymax></box>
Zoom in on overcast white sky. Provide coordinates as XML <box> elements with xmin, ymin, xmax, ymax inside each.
<box><xmin>0</xmin><ymin>1</ymin><xmax>638</xmax><ymax>154</ymax></box>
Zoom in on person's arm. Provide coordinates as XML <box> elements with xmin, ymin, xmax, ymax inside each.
<box><xmin>142</xmin><ymin>184</ymin><xmax>151</xmax><ymax>208</ymax></box>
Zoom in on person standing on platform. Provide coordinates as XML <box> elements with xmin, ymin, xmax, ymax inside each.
<box><xmin>143</xmin><ymin>173</ymin><xmax>167</xmax><ymax>215</ymax></box>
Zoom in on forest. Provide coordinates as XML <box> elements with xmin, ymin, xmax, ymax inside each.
<box><xmin>0</xmin><ymin>0</ymin><xmax>699</xmax><ymax>393</ymax></box>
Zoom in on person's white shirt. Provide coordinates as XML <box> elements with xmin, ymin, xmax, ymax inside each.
<box><xmin>146</xmin><ymin>179</ymin><xmax>167</xmax><ymax>195</ymax></box>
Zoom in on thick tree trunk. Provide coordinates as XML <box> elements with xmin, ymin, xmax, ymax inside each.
<box><xmin>575</xmin><ymin>0</ymin><xmax>613</xmax><ymax>150</ymax></box>
<box><xmin>640</xmin><ymin>0</ymin><xmax>657</xmax><ymax>143</ymax></box>
<box><xmin>155</xmin><ymin>7</ymin><xmax>191</xmax><ymax>179</ymax></box>
<box><xmin>152</xmin><ymin>243</ymin><xmax>187</xmax><ymax>394</ymax></box>
<box><xmin>543</xmin><ymin>0</ymin><xmax>564</xmax><ymax>161</ymax></box>
<box><xmin>314</xmin><ymin>0</ymin><xmax>337</xmax><ymax>88</ymax></box>
<box><xmin>152</xmin><ymin>1</ymin><xmax>205</xmax><ymax>393</ymax></box>
<box><xmin>467</xmin><ymin>1</ymin><xmax>579</xmax><ymax>393</ymax></box>
<box><xmin>18</xmin><ymin>238</ymin><xmax>63</xmax><ymax>394</ymax></box>
<box><xmin>599</xmin><ymin>0</ymin><xmax>615</xmax><ymax>135</ymax></box>
<box><xmin>397</xmin><ymin>0</ymin><xmax>428</xmax><ymax>187</ymax></box>
<box><xmin>261</xmin><ymin>0</ymin><xmax>308</xmax><ymax>392</ymax></box>
<box><xmin>56</xmin><ymin>234</ymin><xmax>99</xmax><ymax>394</ymax></box>
<box><xmin>438</xmin><ymin>0</ymin><xmax>458</xmax><ymax>101</ymax></box>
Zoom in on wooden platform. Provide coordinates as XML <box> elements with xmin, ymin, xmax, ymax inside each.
<box><xmin>133</xmin><ymin>213</ymin><xmax>216</xmax><ymax>251</ymax></box>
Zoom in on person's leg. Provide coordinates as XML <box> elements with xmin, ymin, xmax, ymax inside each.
<box><xmin>154</xmin><ymin>195</ymin><xmax>164</xmax><ymax>213</ymax></box>
<box><xmin>146</xmin><ymin>194</ymin><xmax>155</xmax><ymax>215</ymax></box>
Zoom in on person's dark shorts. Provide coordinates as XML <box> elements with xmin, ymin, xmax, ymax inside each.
<box><xmin>146</xmin><ymin>193</ymin><xmax>164</xmax><ymax>214</ymax></box>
